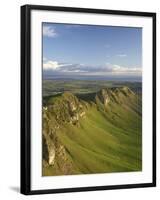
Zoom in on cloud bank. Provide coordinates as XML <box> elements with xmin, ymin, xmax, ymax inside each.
<box><xmin>43</xmin><ymin>59</ymin><xmax>142</xmax><ymax>76</ymax></box>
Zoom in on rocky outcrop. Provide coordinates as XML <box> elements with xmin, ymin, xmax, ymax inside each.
<box><xmin>46</xmin><ymin>92</ymin><xmax>87</xmax><ymax>125</ymax></box>
<box><xmin>96</xmin><ymin>87</ymin><xmax>136</xmax><ymax>108</ymax></box>
<box><xmin>42</xmin><ymin>92</ymin><xmax>88</xmax><ymax>170</ymax></box>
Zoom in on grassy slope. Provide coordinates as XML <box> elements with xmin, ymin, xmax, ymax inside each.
<box><xmin>43</xmin><ymin>92</ymin><xmax>142</xmax><ymax>175</ymax></box>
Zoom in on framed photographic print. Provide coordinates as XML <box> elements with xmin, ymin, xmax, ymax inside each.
<box><xmin>21</xmin><ymin>4</ymin><xmax>156</xmax><ymax>195</ymax></box>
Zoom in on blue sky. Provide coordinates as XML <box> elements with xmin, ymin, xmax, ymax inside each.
<box><xmin>43</xmin><ymin>23</ymin><xmax>142</xmax><ymax>76</ymax></box>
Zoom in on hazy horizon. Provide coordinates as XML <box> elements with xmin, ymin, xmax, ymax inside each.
<box><xmin>43</xmin><ymin>73</ymin><xmax>142</xmax><ymax>82</ymax></box>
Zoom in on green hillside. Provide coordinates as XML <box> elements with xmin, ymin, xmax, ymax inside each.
<box><xmin>42</xmin><ymin>87</ymin><xmax>142</xmax><ymax>176</ymax></box>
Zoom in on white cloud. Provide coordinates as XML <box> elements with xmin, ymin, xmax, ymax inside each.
<box><xmin>43</xmin><ymin>26</ymin><xmax>57</xmax><ymax>38</ymax></box>
<box><xmin>111</xmin><ymin>64</ymin><xmax>142</xmax><ymax>74</ymax></box>
<box><xmin>43</xmin><ymin>59</ymin><xmax>141</xmax><ymax>75</ymax></box>
<box><xmin>43</xmin><ymin>61</ymin><xmax>59</xmax><ymax>70</ymax></box>
<box><xmin>116</xmin><ymin>54</ymin><xmax>127</xmax><ymax>57</ymax></box>
<box><xmin>43</xmin><ymin>60</ymin><xmax>73</xmax><ymax>71</ymax></box>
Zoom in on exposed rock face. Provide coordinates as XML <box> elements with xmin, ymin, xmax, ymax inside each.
<box><xmin>101</xmin><ymin>89</ymin><xmax>110</xmax><ymax>107</ymax></box>
<box><xmin>70</xmin><ymin>101</ymin><xmax>77</xmax><ymax>112</ymax></box>
<box><xmin>48</xmin><ymin>148</ymin><xmax>55</xmax><ymax>165</ymax></box>
<box><xmin>42</xmin><ymin>92</ymin><xmax>88</xmax><ymax>171</ymax></box>
<box><xmin>46</xmin><ymin>92</ymin><xmax>87</xmax><ymax>125</ymax></box>
<box><xmin>79</xmin><ymin>111</ymin><xmax>86</xmax><ymax>117</ymax></box>
<box><xmin>96</xmin><ymin>88</ymin><xmax>111</xmax><ymax>109</ymax></box>
<box><xmin>42</xmin><ymin>115</ymin><xmax>56</xmax><ymax>166</ymax></box>
<box><xmin>96</xmin><ymin>87</ymin><xmax>135</xmax><ymax>109</ymax></box>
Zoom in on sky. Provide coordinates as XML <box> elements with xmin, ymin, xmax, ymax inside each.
<box><xmin>42</xmin><ymin>23</ymin><xmax>142</xmax><ymax>78</ymax></box>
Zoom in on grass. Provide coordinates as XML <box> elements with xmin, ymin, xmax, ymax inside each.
<box><xmin>43</xmin><ymin>102</ymin><xmax>142</xmax><ymax>175</ymax></box>
<box><xmin>42</xmin><ymin>81</ymin><xmax>142</xmax><ymax>176</ymax></box>
<box><xmin>56</xmin><ymin>106</ymin><xmax>141</xmax><ymax>174</ymax></box>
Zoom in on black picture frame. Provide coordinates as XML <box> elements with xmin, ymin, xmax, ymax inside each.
<box><xmin>21</xmin><ymin>4</ymin><xmax>156</xmax><ymax>195</ymax></box>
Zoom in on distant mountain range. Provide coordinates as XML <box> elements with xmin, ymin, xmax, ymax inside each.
<box><xmin>42</xmin><ymin>87</ymin><xmax>142</xmax><ymax>176</ymax></box>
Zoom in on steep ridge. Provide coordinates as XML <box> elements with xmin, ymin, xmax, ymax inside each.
<box><xmin>42</xmin><ymin>87</ymin><xmax>142</xmax><ymax>176</ymax></box>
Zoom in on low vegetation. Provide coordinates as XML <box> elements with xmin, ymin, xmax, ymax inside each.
<box><xmin>42</xmin><ymin>82</ymin><xmax>142</xmax><ymax>176</ymax></box>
